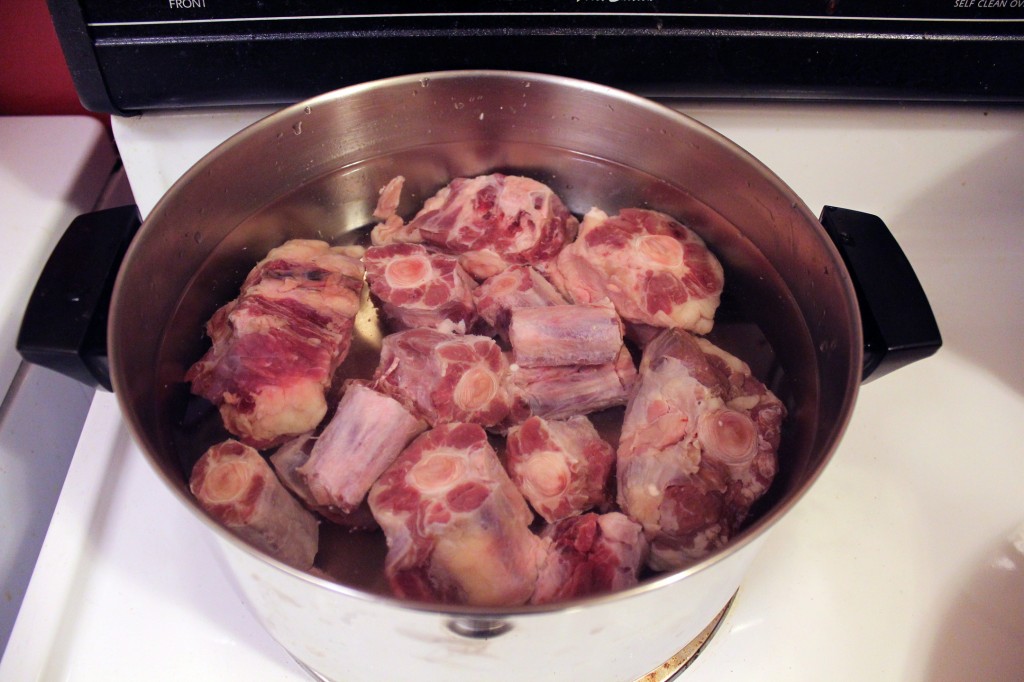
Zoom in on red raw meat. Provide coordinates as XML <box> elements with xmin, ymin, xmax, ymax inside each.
<box><xmin>505</xmin><ymin>415</ymin><xmax>614</xmax><ymax>523</ymax></box>
<box><xmin>297</xmin><ymin>382</ymin><xmax>427</xmax><ymax>514</ymax></box>
<box><xmin>508</xmin><ymin>345</ymin><xmax>637</xmax><ymax>423</ymax></box>
<box><xmin>186</xmin><ymin>239</ymin><xmax>364</xmax><ymax>448</ymax></box>
<box><xmin>367</xmin><ymin>423</ymin><xmax>545</xmax><ymax>606</ymax></box>
<box><xmin>508</xmin><ymin>301</ymin><xmax>623</xmax><ymax>368</ymax></box>
<box><xmin>532</xmin><ymin>512</ymin><xmax>648</xmax><ymax>604</ymax></box>
<box><xmin>269</xmin><ymin>433</ymin><xmax>378</xmax><ymax>529</ymax></box>
<box><xmin>552</xmin><ymin>208</ymin><xmax>724</xmax><ymax>334</ymax></box>
<box><xmin>373</xmin><ymin>328</ymin><xmax>513</xmax><ymax>429</ymax></box>
<box><xmin>472</xmin><ymin>265</ymin><xmax>567</xmax><ymax>340</ymax></box>
<box><xmin>363</xmin><ymin>242</ymin><xmax>478</xmax><ymax>334</ymax></box>
<box><xmin>190</xmin><ymin>439</ymin><xmax>319</xmax><ymax>570</ymax></box>
<box><xmin>371</xmin><ymin>173</ymin><xmax>579</xmax><ymax>280</ymax></box>
<box><xmin>617</xmin><ymin>328</ymin><xmax>785</xmax><ymax>570</ymax></box>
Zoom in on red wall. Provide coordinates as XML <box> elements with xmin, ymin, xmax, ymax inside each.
<box><xmin>0</xmin><ymin>0</ymin><xmax>109</xmax><ymax>127</ymax></box>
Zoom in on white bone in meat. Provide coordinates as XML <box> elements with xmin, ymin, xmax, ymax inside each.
<box><xmin>190</xmin><ymin>439</ymin><xmax>319</xmax><ymax>570</ymax></box>
<box><xmin>372</xmin><ymin>328</ymin><xmax>513</xmax><ymax>429</ymax></box>
<box><xmin>186</xmin><ymin>239</ymin><xmax>364</xmax><ymax>448</ymax></box>
<box><xmin>505</xmin><ymin>415</ymin><xmax>614</xmax><ymax>523</ymax></box>
<box><xmin>368</xmin><ymin>423</ymin><xmax>545</xmax><ymax>606</ymax></box>
<box><xmin>617</xmin><ymin>328</ymin><xmax>785</xmax><ymax>570</ymax></box>
<box><xmin>531</xmin><ymin>512</ymin><xmax>648</xmax><ymax>605</ymax></box>
<box><xmin>363</xmin><ymin>242</ymin><xmax>478</xmax><ymax>334</ymax></box>
<box><xmin>297</xmin><ymin>382</ymin><xmax>427</xmax><ymax>514</ymax></box>
<box><xmin>552</xmin><ymin>208</ymin><xmax>724</xmax><ymax>334</ymax></box>
<box><xmin>370</xmin><ymin>173</ymin><xmax>579</xmax><ymax>280</ymax></box>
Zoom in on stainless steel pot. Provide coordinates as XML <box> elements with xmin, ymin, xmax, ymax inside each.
<box><xmin>20</xmin><ymin>71</ymin><xmax>940</xmax><ymax>681</ymax></box>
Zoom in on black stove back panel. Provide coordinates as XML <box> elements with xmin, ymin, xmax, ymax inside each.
<box><xmin>49</xmin><ymin>0</ymin><xmax>1024</xmax><ymax>114</ymax></box>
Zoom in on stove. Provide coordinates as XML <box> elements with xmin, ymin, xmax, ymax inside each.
<box><xmin>0</xmin><ymin>116</ymin><xmax>125</xmax><ymax>655</ymax></box>
<box><xmin>2</xmin><ymin>99</ymin><xmax>1023</xmax><ymax>681</ymax></box>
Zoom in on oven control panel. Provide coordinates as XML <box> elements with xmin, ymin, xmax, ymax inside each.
<box><xmin>49</xmin><ymin>0</ymin><xmax>1024</xmax><ymax>113</ymax></box>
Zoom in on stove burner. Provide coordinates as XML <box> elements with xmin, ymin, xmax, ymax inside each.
<box><xmin>636</xmin><ymin>593</ymin><xmax>735</xmax><ymax>681</ymax></box>
<box><xmin>289</xmin><ymin>593</ymin><xmax>735</xmax><ymax>681</ymax></box>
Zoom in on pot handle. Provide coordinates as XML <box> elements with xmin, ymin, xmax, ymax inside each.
<box><xmin>819</xmin><ymin>206</ymin><xmax>941</xmax><ymax>383</ymax></box>
<box><xmin>16</xmin><ymin>205</ymin><xmax>141</xmax><ymax>392</ymax></box>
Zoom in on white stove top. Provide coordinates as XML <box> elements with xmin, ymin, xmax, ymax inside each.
<box><xmin>0</xmin><ymin>116</ymin><xmax>119</xmax><ymax>655</ymax></box>
<box><xmin>3</xmin><ymin>100</ymin><xmax>1023</xmax><ymax>681</ymax></box>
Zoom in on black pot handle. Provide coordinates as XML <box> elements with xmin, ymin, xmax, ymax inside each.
<box><xmin>16</xmin><ymin>205</ymin><xmax>141</xmax><ymax>392</ymax></box>
<box><xmin>819</xmin><ymin>206</ymin><xmax>942</xmax><ymax>382</ymax></box>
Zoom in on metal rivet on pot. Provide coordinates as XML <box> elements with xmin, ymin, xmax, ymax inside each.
<box><xmin>446</xmin><ymin>618</ymin><xmax>513</xmax><ymax>639</ymax></box>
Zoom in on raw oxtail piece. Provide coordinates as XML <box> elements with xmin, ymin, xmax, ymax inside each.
<box><xmin>552</xmin><ymin>208</ymin><xmax>724</xmax><ymax>334</ymax></box>
<box><xmin>507</xmin><ymin>345</ymin><xmax>637</xmax><ymax>423</ymax></box>
<box><xmin>297</xmin><ymin>381</ymin><xmax>427</xmax><ymax>514</ymax></box>
<box><xmin>363</xmin><ymin>242</ymin><xmax>478</xmax><ymax>334</ymax></box>
<box><xmin>269</xmin><ymin>432</ymin><xmax>379</xmax><ymax>529</ymax></box>
<box><xmin>186</xmin><ymin>239</ymin><xmax>365</xmax><ymax>448</ymax></box>
<box><xmin>505</xmin><ymin>415</ymin><xmax>614</xmax><ymax>523</ymax></box>
<box><xmin>472</xmin><ymin>265</ymin><xmax>567</xmax><ymax>341</ymax></box>
<box><xmin>508</xmin><ymin>301</ymin><xmax>623</xmax><ymax>368</ymax></box>
<box><xmin>617</xmin><ymin>328</ymin><xmax>785</xmax><ymax>570</ymax></box>
<box><xmin>372</xmin><ymin>328</ymin><xmax>513</xmax><ymax>429</ymax></box>
<box><xmin>371</xmin><ymin>173</ymin><xmax>579</xmax><ymax>280</ymax></box>
<box><xmin>368</xmin><ymin>423</ymin><xmax>546</xmax><ymax>606</ymax></box>
<box><xmin>190</xmin><ymin>439</ymin><xmax>319</xmax><ymax>570</ymax></box>
<box><xmin>531</xmin><ymin>512</ymin><xmax>648</xmax><ymax>605</ymax></box>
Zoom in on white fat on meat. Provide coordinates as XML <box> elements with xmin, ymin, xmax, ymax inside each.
<box><xmin>505</xmin><ymin>415</ymin><xmax>614</xmax><ymax>523</ymax></box>
<box><xmin>617</xmin><ymin>328</ymin><xmax>785</xmax><ymax>571</ymax></box>
<box><xmin>368</xmin><ymin>423</ymin><xmax>545</xmax><ymax>606</ymax></box>
<box><xmin>551</xmin><ymin>208</ymin><xmax>724</xmax><ymax>334</ymax></box>
<box><xmin>190</xmin><ymin>439</ymin><xmax>319</xmax><ymax>570</ymax></box>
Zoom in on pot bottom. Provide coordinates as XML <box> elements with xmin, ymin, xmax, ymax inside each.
<box><xmin>288</xmin><ymin>593</ymin><xmax>735</xmax><ymax>682</ymax></box>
